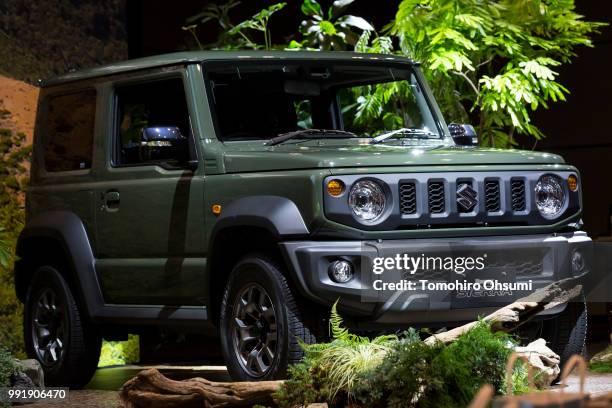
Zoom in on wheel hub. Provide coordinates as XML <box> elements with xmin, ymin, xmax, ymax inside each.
<box><xmin>231</xmin><ymin>283</ymin><xmax>278</xmax><ymax>377</ymax></box>
<box><xmin>31</xmin><ymin>288</ymin><xmax>66</xmax><ymax>367</ymax></box>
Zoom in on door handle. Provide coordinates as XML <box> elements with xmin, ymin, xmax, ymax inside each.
<box><xmin>104</xmin><ymin>190</ymin><xmax>120</xmax><ymax>211</ymax></box>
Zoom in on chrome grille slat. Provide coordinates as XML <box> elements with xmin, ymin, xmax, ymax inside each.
<box><xmin>484</xmin><ymin>180</ymin><xmax>501</xmax><ymax>212</ymax></box>
<box><xmin>428</xmin><ymin>181</ymin><xmax>445</xmax><ymax>214</ymax></box>
<box><xmin>399</xmin><ymin>182</ymin><xmax>417</xmax><ymax>214</ymax></box>
<box><xmin>511</xmin><ymin>179</ymin><xmax>526</xmax><ymax>211</ymax></box>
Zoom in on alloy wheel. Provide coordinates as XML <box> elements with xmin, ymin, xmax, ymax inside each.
<box><xmin>31</xmin><ymin>288</ymin><xmax>67</xmax><ymax>366</ymax></box>
<box><xmin>231</xmin><ymin>283</ymin><xmax>278</xmax><ymax>377</ymax></box>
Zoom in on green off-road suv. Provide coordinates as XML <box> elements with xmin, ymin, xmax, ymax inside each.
<box><xmin>15</xmin><ymin>51</ymin><xmax>591</xmax><ymax>387</ymax></box>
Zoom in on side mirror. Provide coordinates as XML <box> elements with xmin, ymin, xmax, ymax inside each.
<box><xmin>448</xmin><ymin>123</ymin><xmax>478</xmax><ymax>146</ymax></box>
<box><xmin>140</xmin><ymin>126</ymin><xmax>190</xmax><ymax>165</ymax></box>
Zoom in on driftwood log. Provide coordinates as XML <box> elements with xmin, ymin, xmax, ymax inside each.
<box><xmin>119</xmin><ymin>279</ymin><xmax>582</xmax><ymax>408</ymax></box>
<box><xmin>424</xmin><ymin>278</ymin><xmax>582</xmax><ymax>345</ymax></box>
<box><xmin>119</xmin><ymin>368</ymin><xmax>282</xmax><ymax>408</ymax></box>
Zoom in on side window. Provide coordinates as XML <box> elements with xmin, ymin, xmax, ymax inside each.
<box><xmin>114</xmin><ymin>78</ymin><xmax>191</xmax><ymax>167</ymax></box>
<box><xmin>44</xmin><ymin>90</ymin><xmax>96</xmax><ymax>172</ymax></box>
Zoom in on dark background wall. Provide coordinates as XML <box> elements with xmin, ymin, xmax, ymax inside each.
<box><xmin>527</xmin><ymin>2</ymin><xmax>612</xmax><ymax>239</ymax></box>
<box><xmin>0</xmin><ymin>0</ymin><xmax>128</xmax><ymax>82</ymax></box>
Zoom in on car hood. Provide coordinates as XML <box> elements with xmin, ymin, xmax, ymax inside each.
<box><xmin>221</xmin><ymin>140</ymin><xmax>565</xmax><ymax>173</ymax></box>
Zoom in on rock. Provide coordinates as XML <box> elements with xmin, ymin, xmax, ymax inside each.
<box><xmin>14</xmin><ymin>359</ymin><xmax>45</xmax><ymax>388</ymax></box>
<box><xmin>590</xmin><ymin>345</ymin><xmax>612</xmax><ymax>365</ymax></box>
<box><xmin>514</xmin><ymin>338</ymin><xmax>561</xmax><ymax>387</ymax></box>
<box><xmin>11</xmin><ymin>371</ymin><xmax>35</xmax><ymax>389</ymax></box>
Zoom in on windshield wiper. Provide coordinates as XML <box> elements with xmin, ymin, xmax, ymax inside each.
<box><xmin>265</xmin><ymin>128</ymin><xmax>358</xmax><ymax>146</ymax></box>
<box><xmin>370</xmin><ymin>128</ymin><xmax>438</xmax><ymax>144</ymax></box>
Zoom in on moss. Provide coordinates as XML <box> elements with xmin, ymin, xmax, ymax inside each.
<box><xmin>590</xmin><ymin>362</ymin><xmax>612</xmax><ymax>373</ymax></box>
<box><xmin>0</xmin><ymin>346</ymin><xmax>22</xmax><ymax>408</ymax></box>
<box><xmin>356</xmin><ymin>323</ymin><xmax>526</xmax><ymax>408</ymax></box>
<box><xmin>97</xmin><ymin>335</ymin><xmax>140</xmax><ymax>367</ymax></box>
<box><xmin>421</xmin><ymin>323</ymin><xmax>517</xmax><ymax>406</ymax></box>
<box><xmin>0</xmin><ymin>346</ymin><xmax>20</xmax><ymax>387</ymax></box>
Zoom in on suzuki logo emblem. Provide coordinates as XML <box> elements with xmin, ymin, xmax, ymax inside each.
<box><xmin>457</xmin><ymin>183</ymin><xmax>478</xmax><ymax>211</ymax></box>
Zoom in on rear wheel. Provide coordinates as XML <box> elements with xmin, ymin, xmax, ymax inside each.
<box><xmin>219</xmin><ymin>255</ymin><xmax>318</xmax><ymax>381</ymax></box>
<box><xmin>24</xmin><ymin>266</ymin><xmax>101</xmax><ymax>388</ymax></box>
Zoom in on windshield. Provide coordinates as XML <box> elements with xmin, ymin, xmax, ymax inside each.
<box><xmin>204</xmin><ymin>61</ymin><xmax>441</xmax><ymax>142</ymax></box>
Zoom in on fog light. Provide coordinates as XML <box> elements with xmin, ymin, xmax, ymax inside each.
<box><xmin>571</xmin><ymin>250</ymin><xmax>585</xmax><ymax>275</ymax></box>
<box><xmin>328</xmin><ymin>260</ymin><xmax>354</xmax><ymax>283</ymax></box>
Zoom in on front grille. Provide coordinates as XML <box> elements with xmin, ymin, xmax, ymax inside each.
<box><xmin>428</xmin><ymin>181</ymin><xmax>445</xmax><ymax>214</ymax></box>
<box><xmin>485</xmin><ymin>180</ymin><xmax>501</xmax><ymax>212</ymax></box>
<box><xmin>486</xmin><ymin>249</ymin><xmax>546</xmax><ymax>277</ymax></box>
<box><xmin>325</xmin><ymin>171</ymin><xmax>578</xmax><ymax>230</ymax></box>
<box><xmin>511</xmin><ymin>179</ymin><xmax>526</xmax><ymax>211</ymax></box>
<box><xmin>399</xmin><ymin>182</ymin><xmax>417</xmax><ymax>214</ymax></box>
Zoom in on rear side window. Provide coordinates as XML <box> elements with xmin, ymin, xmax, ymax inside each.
<box><xmin>43</xmin><ymin>90</ymin><xmax>96</xmax><ymax>172</ymax></box>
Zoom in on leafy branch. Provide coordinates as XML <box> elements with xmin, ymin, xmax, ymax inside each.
<box><xmin>184</xmin><ymin>1</ymin><xmax>286</xmax><ymax>50</ymax></box>
<box><xmin>387</xmin><ymin>0</ymin><xmax>606</xmax><ymax>147</ymax></box>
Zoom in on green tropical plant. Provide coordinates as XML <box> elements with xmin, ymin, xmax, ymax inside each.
<box><xmin>0</xmin><ymin>127</ymin><xmax>30</xmax><ymax>358</ymax></box>
<box><xmin>291</xmin><ymin>0</ymin><xmax>374</xmax><ymax>50</ymax></box>
<box><xmin>387</xmin><ymin>0</ymin><xmax>606</xmax><ymax>147</ymax></box>
<box><xmin>183</xmin><ymin>0</ymin><xmax>242</xmax><ymax>50</ymax></box>
<box><xmin>275</xmin><ymin>302</ymin><xmax>397</xmax><ymax>406</ymax></box>
<box><xmin>277</xmin><ymin>308</ymin><xmax>530</xmax><ymax>407</ymax></box>
<box><xmin>98</xmin><ymin>334</ymin><xmax>140</xmax><ymax>367</ymax></box>
<box><xmin>305</xmin><ymin>302</ymin><xmax>396</xmax><ymax>399</ymax></box>
<box><xmin>228</xmin><ymin>3</ymin><xmax>286</xmax><ymax>50</ymax></box>
<box><xmin>184</xmin><ymin>2</ymin><xmax>286</xmax><ymax>50</ymax></box>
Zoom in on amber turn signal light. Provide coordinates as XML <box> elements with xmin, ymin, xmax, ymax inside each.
<box><xmin>327</xmin><ymin>179</ymin><xmax>345</xmax><ymax>197</ymax></box>
<box><xmin>567</xmin><ymin>175</ymin><xmax>578</xmax><ymax>192</ymax></box>
<box><xmin>212</xmin><ymin>204</ymin><xmax>222</xmax><ymax>216</ymax></box>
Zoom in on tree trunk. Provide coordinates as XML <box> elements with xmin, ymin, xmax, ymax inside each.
<box><xmin>424</xmin><ymin>278</ymin><xmax>582</xmax><ymax>345</ymax></box>
<box><xmin>119</xmin><ymin>368</ymin><xmax>282</xmax><ymax>408</ymax></box>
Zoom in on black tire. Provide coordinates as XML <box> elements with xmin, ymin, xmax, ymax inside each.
<box><xmin>541</xmin><ymin>299</ymin><xmax>587</xmax><ymax>369</ymax></box>
<box><xmin>219</xmin><ymin>255</ymin><xmax>318</xmax><ymax>381</ymax></box>
<box><xmin>24</xmin><ymin>266</ymin><xmax>101</xmax><ymax>388</ymax></box>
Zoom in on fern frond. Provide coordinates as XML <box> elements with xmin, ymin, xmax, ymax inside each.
<box><xmin>330</xmin><ymin>300</ymin><xmax>350</xmax><ymax>341</ymax></box>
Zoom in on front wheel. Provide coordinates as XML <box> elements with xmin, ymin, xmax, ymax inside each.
<box><xmin>24</xmin><ymin>266</ymin><xmax>101</xmax><ymax>388</ymax></box>
<box><xmin>219</xmin><ymin>255</ymin><xmax>318</xmax><ymax>381</ymax></box>
<box><xmin>541</xmin><ymin>299</ymin><xmax>588</xmax><ymax>369</ymax></box>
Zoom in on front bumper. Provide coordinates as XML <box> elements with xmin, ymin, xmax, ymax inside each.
<box><xmin>281</xmin><ymin>231</ymin><xmax>592</xmax><ymax>328</ymax></box>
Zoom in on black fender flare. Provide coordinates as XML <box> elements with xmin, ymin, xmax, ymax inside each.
<box><xmin>15</xmin><ymin>211</ymin><xmax>103</xmax><ymax>318</ymax></box>
<box><xmin>207</xmin><ymin>196</ymin><xmax>310</xmax><ymax>299</ymax></box>
<box><xmin>209</xmin><ymin>196</ymin><xmax>310</xmax><ymax>243</ymax></box>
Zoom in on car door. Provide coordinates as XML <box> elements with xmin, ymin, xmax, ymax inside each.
<box><xmin>94</xmin><ymin>71</ymin><xmax>207</xmax><ymax>306</ymax></box>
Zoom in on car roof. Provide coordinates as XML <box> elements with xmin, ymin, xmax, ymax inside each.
<box><xmin>40</xmin><ymin>50</ymin><xmax>416</xmax><ymax>87</ymax></box>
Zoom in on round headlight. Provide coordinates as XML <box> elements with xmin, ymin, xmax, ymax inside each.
<box><xmin>348</xmin><ymin>180</ymin><xmax>386</xmax><ymax>222</ymax></box>
<box><xmin>535</xmin><ymin>175</ymin><xmax>566</xmax><ymax>219</ymax></box>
